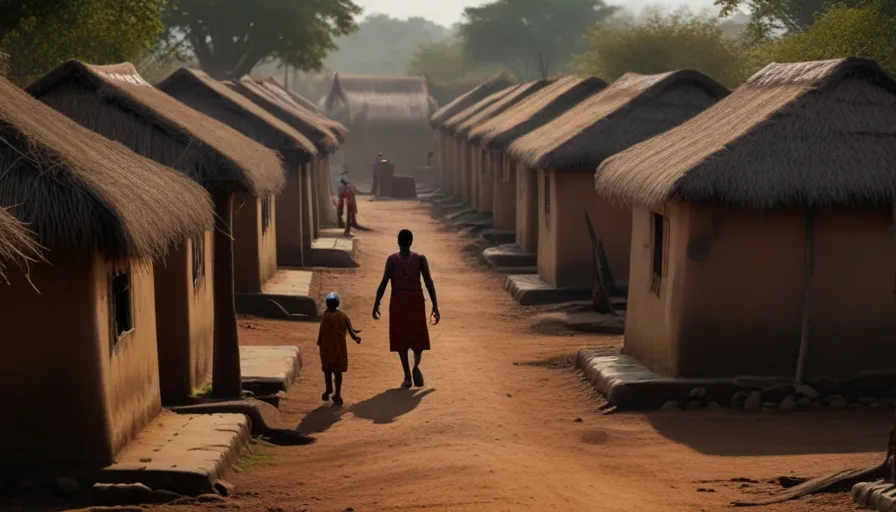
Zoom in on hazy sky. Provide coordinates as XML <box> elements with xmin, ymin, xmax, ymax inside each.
<box><xmin>353</xmin><ymin>0</ymin><xmax>722</xmax><ymax>26</ymax></box>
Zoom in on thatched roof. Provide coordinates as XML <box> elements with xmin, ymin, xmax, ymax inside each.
<box><xmin>227</xmin><ymin>77</ymin><xmax>340</xmax><ymax>154</ymax></box>
<box><xmin>440</xmin><ymin>84</ymin><xmax>521</xmax><ymax>134</ymax></box>
<box><xmin>595</xmin><ymin>58</ymin><xmax>896</xmax><ymax>210</ymax></box>
<box><xmin>0</xmin><ymin>75</ymin><xmax>213</xmax><ymax>260</ymax></box>
<box><xmin>244</xmin><ymin>76</ymin><xmax>348</xmax><ymax>142</ymax></box>
<box><xmin>469</xmin><ymin>76</ymin><xmax>607</xmax><ymax>150</ymax></box>
<box><xmin>27</xmin><ymin>60</ymin><xmax>284</xmax><ymax>197</ymax></box>
<box><xmin>249</xmin><ymin>76</ymin><xmax>321</xmax><ymax>112</ymax></box>
<box><xmin>429</xmin><ymin>76</ymin><xmax>515</xmax><ymax>129</ymax></box>
<box><xmin>508</xmin><ymin>70</ymin><xmax>729</xmax><ymax>172</ymax></box>
<box><xmin>323</xmin><ymin>73</ymin><xmax>434</xmax><ymax>126</ymax></box>
<box><xmin>455</xmin><ymin>80</ymin><xmax>552</xmax><ymax>139</ymax></box>
<box><xmin>156</xmin><ymin>68</ymin><xmax>317</xmax><ymax>161</ymax></box>
<box><xmin>0</xmin><ymin>208</ymin><xmax>41</xmax><ymax>278</ymax></box>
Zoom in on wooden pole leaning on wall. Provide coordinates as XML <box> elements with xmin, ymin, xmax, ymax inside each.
<box><xmin>794</xmin><ymin>210</ymin><xmax>815</xmax><ymax>387</ymax></box>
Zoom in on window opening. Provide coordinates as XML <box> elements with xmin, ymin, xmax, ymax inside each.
<box><xmin>651</xmin><ymin>213</ymin><xmax>665</xmax><ymax>296</ymax></box>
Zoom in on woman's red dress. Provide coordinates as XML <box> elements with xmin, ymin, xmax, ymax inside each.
<box><xmin>388</xmin><ymin>252</ymin><xmax>431</xmax><ymax>352</ymax></box>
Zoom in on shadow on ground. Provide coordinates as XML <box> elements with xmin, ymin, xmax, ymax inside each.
<box><xmin>352</xmin><ymin>388</ymin><xmax>436</xmax><ymax>424</ymax></box>
<box><xmin>646</xmin><ymin>410</ymin><xmax>891</xmax><ymax>456</ymax></box>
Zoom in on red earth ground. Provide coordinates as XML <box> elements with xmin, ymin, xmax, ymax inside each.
<box><xmin>155</xmin><ymin>197</ymin><xmax>891</xmax><ymax>512</ymax></box>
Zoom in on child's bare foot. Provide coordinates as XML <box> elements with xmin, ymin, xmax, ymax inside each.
<box><xmin>321</xmin><ymin>391</ymin><xmax>331</xmax><ymax>401</ymax></box>
<box><xmin>333</xmin><ymin>396</ymin><xmax>344</xmax><ymax>407</ymax></box>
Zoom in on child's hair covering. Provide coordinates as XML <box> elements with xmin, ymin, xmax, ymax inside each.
<box><xmin>325</xmin><ymin>292</ymin><xmax>340</xmax><ymax>306</ymax></box>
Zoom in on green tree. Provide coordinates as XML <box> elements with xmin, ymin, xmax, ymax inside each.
<box><xmin>407</xmin><ymin>38</ymin><xmax>496</xmax><ymax>83</ymax></box>
<box><xmin>459</xmin><ymin>0</ymin><xmax>618</xmax><ymax>80</ymax></box>
<box><xmin>751</xmin><ymin>0</ymin><xmax>896</xmax><ymax>74</ymax></box>
<box><xmin>1</xmin><ymin>0</ymin><xmax>167</xmax><ymax>85</ymax></box>
<box><xmin>325</xmin><ymin>14</ymin><xmax>452</xmax><ymax>75</ymax></box>
<box><xmin>576</xmin><ymin>9</ymin><xmax>747</xmax><ymax>88</ymax></box>
<box><xmin>163</xmin><ymin>0</ymin><xmax>361</xmax><ymax>79</ymax></box>
<box><xmin>715</xmin><ymin>0</ymin><xmax>826</xmax><ymax>40</ymax></box>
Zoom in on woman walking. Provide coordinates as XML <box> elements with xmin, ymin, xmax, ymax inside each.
<box><xmin>373</xmin><ymin>229</ymin><xmax>440</xmax><ymax>387</ymax></box>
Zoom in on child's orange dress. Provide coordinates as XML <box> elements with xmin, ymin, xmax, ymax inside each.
<box><xmin>318</xmin><ymin>310</ymin><xmax>349</xmax><ymax>372</ymax></box>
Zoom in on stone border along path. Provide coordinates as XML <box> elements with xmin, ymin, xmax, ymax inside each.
<box><xmin>577</xmin><ymin>348</ymin><xmax>896</xmax><ymax>412</ymax></box>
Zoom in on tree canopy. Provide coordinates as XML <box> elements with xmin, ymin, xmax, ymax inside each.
<box><xmin>459</xmin><ymin>0</ymin><xmax>618</xmax><ymax>79</ymax></box>
<box><xmin>577</xmin><ymin>9</ymin><xmax>747</xmax><ymax>88</ymax></box>
<box><xmin>1</xmin><ymin>0</ymin><xmax>167</xmax><ymax>85</ymax></box>
<box><xmin>749</xmin><ymin>0</ymin><xmax>896</xmax><ymax>73</ymax></box>
<box><xmin>325</xmin><ymin>14</ymin><xmax>451</xmax><ymax>75</ymax></box>
<box><xmin>163</xmin><ymin>0</ymin><xmax>361</xmax><ymax>79</ymax></box>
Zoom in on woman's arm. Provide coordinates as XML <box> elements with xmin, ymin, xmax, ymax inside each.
<box><xmin>420</xmin><ymin>255</ymin><xmax>440</xmax><ymax>324</ymax></box>
<box><xmin>373</xmin><ymin>257</ymin><xmax>393</xmax><ymax>319</ymax></box>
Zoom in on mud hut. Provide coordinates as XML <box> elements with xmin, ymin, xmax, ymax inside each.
<box><xmin>322</xmin><ymin>73</ymin><xmax>435</xmax><ymax>183</ymax></box>
<box><xmin>438</xmin><ymin>84</ymin><xmax>522</xmax><ymax>199</ymax></box>
<box><xmin>0</xmin><ymin>75</ymin><xmax>213</xmax><ymax>471</ymax></box>
<box><xmin>251</xmin><ymin>75</ymin><xmax>322</xmax><ymax>113</ymax></box>
<box><xmin>595</xmin><ymin>58</ymin><xmax>896</xmax><ymax>379</ymax></box>
<box><xmin>467</xmin><ymin>76</ymin><xmax>608</xmax><ymax>228</ymax></box>
<box><xmin>230</xmin><ymin>76</ymin><xmax>343</xmax><ymax>237</ymax></box>
<box><xmin>156</xmin><ymin>68</ymin><xmax>317</xmax><ymax>269</ymax></box>
<box><xmin>429</xmin><ymin>77</ymin><xmax>514</xmax><ymax>188</ymax></box>
<box><xmin>453</xmin><ymin>80</ymin><xmax>552</xmax><ymax>209</ymax></box>
<box><xmin>28</xmin><ymin>60</ymin><xmax>284</xmax><ymax>400</ymax></box>
<box><xmin>0</xmin><ymin>208</ymin><xmax>40</xmax><ymax>279</ymax></box>
<box><xmin>507</xmin><ymin>71</ymin><xmax>729</xmax><ymax>297</ymax></box>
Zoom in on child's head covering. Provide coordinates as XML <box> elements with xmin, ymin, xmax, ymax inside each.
<box><xmin>325</xmin><ymin>292</ymin><xmax>340</xmax><ymax>308</ymax></box>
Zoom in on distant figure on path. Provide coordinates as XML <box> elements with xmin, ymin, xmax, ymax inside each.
<box><xmin>371</xmin><ymin>152</ymin><xmax>385</xmax><ymax>197</ymax></box>
<box><xmin>373</xmin><ymin>229</ymin><xmax>440</xmax><ymax>388</ymax></box>
<box><xmin>318</xmin><ymin>292</ymin><xmax>362</xmax><ymax>407</ymax></box>
<box><xmin>336</xmin><ymin>176</ymin><xmax>359</xmax><ymax>237</ymax></box>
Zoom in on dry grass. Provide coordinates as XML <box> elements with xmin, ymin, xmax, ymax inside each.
<box><xmin>0</xmin><ymin>207</ymin><xmax>41</xmax><ymax>279</ymax></box>
<box><xmin>454</xmin><ymin>79</ymin><xmax>552</xmax><ymax>138</ymax></box>
<box><xmin>229</xmin><ymin>77</ymin><xmax>341</xmax><ymax>153</ymax></box>
<box><xmin>156</xmin><ymin>67</ymin><xmax>318</xmax><ymax>160</ymax></box>
<box><xmin>471</xmin><ymin>76</ymin><xmax>607</xmax><ymax>150</ymax></box>
<box><xmin>507</xmin><ymin>70</ymin><xmax>729</xmax><ymax>172</ymax></box>
<box><xmin>0</xmin><ymin>74</ymin><xmax>213</xmax><ymax>260</ymax></box>
<box><xmin>595</xmin><ymin>58</ymin><xmax>896</xmax><ymax>209</ymax></box>
<box><xmin>27</xmin><ymin>60</ymin><xmax>285</xmax><ymax>197</ymax></box>
<box><xmin>430</xmin><ymin>76</ymin><xmax>514</xmax><ymax>129</ymax></box>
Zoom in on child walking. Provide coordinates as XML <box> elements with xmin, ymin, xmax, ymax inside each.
<box><xmin>317</xmin><ymin>292</ymin><xmax>362</xmax><ymax>406</ymax></box>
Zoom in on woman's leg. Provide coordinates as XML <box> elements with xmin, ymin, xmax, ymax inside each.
<box><xmin>322</xmin><ymin>371</ymin><xmax>333</xmax><ymax>400</ymax></box>
<box><xmin>333</xmin><ymin>372</ymin><xmax>344</xmax><ymax>405</ymax></box>
<box><xmin>412</xmin><ymin>350</ymin><xmax>425</xmax><ymax>387</ymax></box>
<box><xmin>398</xmin><ymin>351</ymin><xmax>412</xmax><ymax>387</ymax></box>
<box><xmin>413</xmin><ymin>350</ymin><xmax>422</xmax><ymax>368</ymax></box>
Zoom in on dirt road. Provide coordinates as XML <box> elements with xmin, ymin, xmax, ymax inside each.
<box><xmin>162</xmin><ymin>198</ymin><xmax>891</xmax><ymax>512</ymax></box>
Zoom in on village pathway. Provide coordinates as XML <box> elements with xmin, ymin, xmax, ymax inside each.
<box><xmin>159</xmin><ymin>197</ymin><xmax>891</xmax><ymax>512</ymax></box>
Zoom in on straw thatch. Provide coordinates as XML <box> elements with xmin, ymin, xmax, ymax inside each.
<box><xmin>440</xmin><ymin>84</ymin><xmax>521</xmax><ymax>134</ymax></box>
<box><xmin>596</xmin><ymin>58</ymin><xmax>896</xmax><ymax>210</ymax></box>
<box><xmin>429</xmin><ymin>76</ymin><xmax>515</xmax><ymax>129</ymax></box>
<box><xmin>470</xmin><ymin>76</ymin><xmax>607</xmax><ymax>150</ymax></box>
<box><xmin>0</xmin><ymin>75</ymin><xmax>213</xmax><ymax>260</ymax></box>
<box><xmin>27</xmin><ymin>60</ymin><xmax>284</xmax><ymax>197</ymax></box>
<box><xmin>323</xmin><ymin>73</ymin><xmax>434</xmax><ymax>126</ymax></box>
<box><xmin>454</xmin><ymin>80</ymin><xmax>552</xmax><ymax>139</ymax></box>
<box><xmin>156</xmin><ymin>68</ymin><xmax>317</xmax><ymax>161</ymax></box>
<box><xmin>0</xmin><ymin>208</ymin><xmax>41</xmax><ymax>278</ymax></box>
<box><xmin>244</xmin><ymin>76</ymin><xmax>348</xmax><ymax>143</ymax></box>
<box><xmin>508</xmin><ymin>70</ymin><xmax>730</xmax><ymax>172</ymax></box>
<box><xmin>227</xmin><ymin>77</ymin><xmax>340</xmax><ymax>154</ymax></box>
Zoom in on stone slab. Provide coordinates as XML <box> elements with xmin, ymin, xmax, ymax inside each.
<box><xmin>480</xmin><ymin>228</ymin><xmax>515</xmax><ymax>245</ymax></box>
<box><xmin>446</xmin><ymin>208</ymin><xmax>479</xmax><ymax>222</ymax></box>
<box><xmin>493</xmin><ymin>266</ymin><xmax>537</xmax><ymax>275</ymax></box>
<box><xmin>100</xmin><ymin>411</ymin><xmax>249</xmax><ymax>496</ymax></box>
<box><xmin>309</xmin><ymin>236</ymin><xmax>359</xmax><ymax>267</ymax></box>
<box><xmin>240</xmin><ymin>345</ymin><xmax>302</xmax><ymax>395</ymax></box>
<box><xmin>431</xmin><ymin>202</ymin><xmax>471</xmax><ymax>218</ymax></box>
<box><xmin>852</xmin><ymin>479</ymin><xmax>896</xmax><ymax>511</ymax></box>
<box><xmin>504</xmin><ymin>274</ymin><xmax>591</xmax><ymax>306</ymax></box>
<box><xmin>483</xmin><ymin>244</ymin><xmax>536</xmax><ymax>268</ymax></box>
<box><xmin>564</xmin><ymin>311</ymin><xmax>626</xmax><ymax>334</ymax></box>
<box><xmin>236</xmin><ymin>270</ymin><xmax>319</xmax><ymax>321</ymax></box>
<box><xmin>576</xmin><ymin>349</ymin><xmax>739</xmax><ymax>410</ymax></box>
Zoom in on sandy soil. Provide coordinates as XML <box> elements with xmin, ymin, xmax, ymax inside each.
<box><xmin>156</xmin><ymin>197</ymin><xmax>891</xmax><ymax>512</ymax></box>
